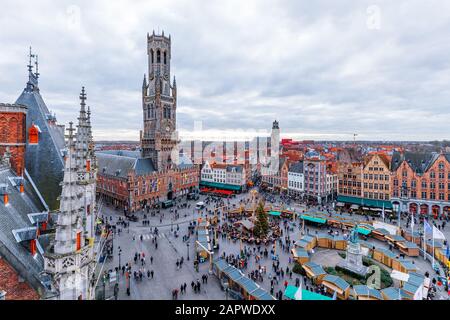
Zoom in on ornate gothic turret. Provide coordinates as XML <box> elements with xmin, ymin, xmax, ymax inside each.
<box><xmin>75</xmin><ymin>88</ymin><xmax>97</xmax><ymax>240</ymax></box>
<box><xmin>44</xmin><ymin>104</ymin><xmax>96</xmax><ymax>300</ymax></box>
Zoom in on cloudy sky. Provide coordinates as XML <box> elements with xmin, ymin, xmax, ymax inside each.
<box><xmin>1</xmin><ymin>0</ymin><xmax>450</xmax><ymax>141</ymax></box>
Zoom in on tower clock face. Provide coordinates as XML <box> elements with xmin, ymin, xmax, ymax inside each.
<box><xmin>166</xmin><ymin>125</ymin><xmax>171</xmax><ymax>132</ymax></box>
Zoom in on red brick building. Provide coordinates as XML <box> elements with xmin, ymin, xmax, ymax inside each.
<box><xmin>97</xmin><ymin>151</ymin><xmax>199</xmax><ymax>211</ymax></box>
<box><xmin>391</xmin><ymin>151</ymin><xmax>450</xmax><ymax>217</ymax></box>
<box><xmin>0</xmin><ymin>103</ymin><xmax>27</xmax><ymax>176</ymax></box>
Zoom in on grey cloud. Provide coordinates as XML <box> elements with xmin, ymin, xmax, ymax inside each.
<box><xmin>0</xmin><ymin>0</ymin><xmax>450</xmax><ymax>141</ymax></box>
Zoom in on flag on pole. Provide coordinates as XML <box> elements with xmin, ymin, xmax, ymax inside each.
<box><xmin>432</xmin><ymin>225</ymin><xmax>446</xmax><ymax>240</ymax></box>
<box><xmin>294</xmin><ymin>282</ymin><xmax>303</xmax><ymax>300</ymax></box>
<box><xmin>424</xmin><ymin>220</ymin><xmax>432</xmax><ymax>235</ymax></box>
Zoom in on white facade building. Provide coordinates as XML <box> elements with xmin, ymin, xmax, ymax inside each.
<box><xmin>201</xmin><ymin>161</ymin><xmax>246</xmax><ymax>189</ymax></box>
<box><xmin>288</xmin><ymin>161</ymin><xmax>304</xmax><ymax>197</ymax></box>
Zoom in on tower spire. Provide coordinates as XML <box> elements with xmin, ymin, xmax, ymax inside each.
<box><xmin>79</xmin><ymin>86</ymin><xmax>87</xmax><ymax>112</ymax></box>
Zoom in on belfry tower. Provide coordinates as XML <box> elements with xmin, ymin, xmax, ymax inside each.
<box><xmin>141</xmin><ymin>30</ymin><xmax>178</xmax><ymax>171</ymax></box>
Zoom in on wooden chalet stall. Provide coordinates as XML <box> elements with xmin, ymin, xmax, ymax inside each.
<box><xmin>321</xmin><ymin>275</ymin><xmax>350</xmax><ymax>300</ymax></box>
<box><xmin>213</xmin><ymin>258</ymin><xmax>275</xmax><ymax>300</ymax></box>
<box><xmin>373</xmin><ymin>248</ymin><xmax>396</xmax><ymax>268</ymax></box>
<box><xmin>352</xmin><ymin>285</ymin><xmax>383</xmax><ymax>300</ymax></box>
<box><xmin>397</xmin><ymin>241</ymin><xmax>420</xmax><ymax>257</ymax></box>
<box><xmin>385</xmin><ymin>234</ymin><xmax>406</xmax><ymax>248</ymax></box>
<box><xmin>332</xmin><ymin>235</ymin><xmax>347</xmax><ymax>250</ymax></box>
<box><xmin>402</xmin><ymin>230</ymin><xmax>421</xmax><ymax>245</ymax></box>
<box><xmin>302</xmin><ymin>262</ymin><xmax>327</xmax><ymax>284</ymax></box>
<box><xmin>381</xmin><ymin>287</ymin><xmax>408</xmax><ymax>300</ymax></box>
<box><xmin>392</xmin><ymin>258</ymin><xmax>418</xmax><ymax>274</ymax></box>
<box><xmin>295</xmin><ymin>234</ymin><xmax>317</xmax><ymax>251</ymax></box>
<box><xmin>291</xmin><ymin>247</ymin><xmax>309</xmax><ymax>265</ymax></box>
<box><xmin>316</xmin><ymin>233</ymin><xmax>333</xmax><ymax>249</ymax></box>
<box><xmin>371</xmin><ymin>228</ymin><xmax>390</xmax><ymax>242</ymax></box>
<box><xmin>425</xmin><ymin>239</ymin><xmax>444</xmax><ymax>255</ymax></box>
<box><xmin>195</xmin><ymin>228</ymin><xmax>212</xmax><ymax>261</ymax></box>
<box><xmin>300</xmin><ymin>214</ymin><xmax>327</xmax><ymax>228</ymax></box>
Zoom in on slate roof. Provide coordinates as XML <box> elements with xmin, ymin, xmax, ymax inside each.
<box><xmin>15</xmin><ymin>76</ymin><xmax>65</xmax><ymax>210</ymax></box>
<box><xmin>97</xmin><ymin>153</ymin><xmax>156</xmax><ymax>178</ymax></box>
<box><xmin>391</xmin><ymin>151</ymin><xmax>441</xmax><ymax>174</ymax></box>
<box><xmin>97</xmin><ymin>150</ymin><xmax>193</xmax><ymax>174</ymax></box>
<box><xmin>0</xmin><ymin>165</ymin><xmax>50</xmax><ymax>297</ymax></box>
<box><xmin>288</xmin><ymin>161</ymin><xmax>304</xmax><ymax>174</ymax></box>
<box><xmin>226</xmin><ymin>165</ymin><xmax>243</xmax><ymax>173</ymax></box>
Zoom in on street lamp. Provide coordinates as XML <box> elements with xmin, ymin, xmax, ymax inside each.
<box><xmin>118</xmin><ymin>247</ymin><xmax>122</xmax><ymax>269</ymax></box>
<box><xmin>187</xmin><ymin>242</ymin><xmax>190</xmax><ymax>261</ymax></box>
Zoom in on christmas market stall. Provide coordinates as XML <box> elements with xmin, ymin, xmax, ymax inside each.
<box><xmin>321</xmin><ymin>274</ymin><xmax>350</xmax><ymax>300</ymax></box>
<box><xmin>380</xmin><ymin>287</ymin><xmax>409</xmax><ymax>300</ymax></box>
<box><xmin>284</xmin><ymin>285</ymin><xmax>332</xmax><ymax>300</ymax></box>
<box><xmin>371</xmin><ymin>228</ymin><xmax>390</xmax><ymax>242</ymax></box>
<box><xmin>291</xmin><ymin>247</ymin><xmax>310</xmax><ymax>265</ymax></box>
<box><xmin>352</xmin><ymin>285</ymin><xmax>383</xmax><ymax>300</ymax></box>
<box><xmin>392</xmin><ymin>258</ymin><xmax>418</xmax><ymax>274</ymax></box>
<box><xmin>212</xmin><ymin>258</ymin><xmax>274</xmax><ymax>300</ymax></box>
<box><xmin>316</xmin><ymin>233</ymin><xmax>333</xmax><ymax>249</ymax></box>
<box><xmin>302</xmin><ymin>261</ymin><xmax>327</xmax><ymax>284</ymax></box>
<box><xmin>295</xmin><ymin>234</ymin><xmax>317</xmax><ymax>251</ymax></box>
<box><xmin>385</xmin><ymin>234</ymin><xmax>406</xmax><ymax>248</ymax></box>
<box><xmin>402</xmin><ymin>230</ymin><xmax>421</xmax><ymax>245</ymax></box>
<box><xmin>373</xmin><ymin>248</ymin><xmax>396</xmax><ymax>268</ymax></box>
<box><xmin>397</xmin><ymin>241</ymin><xmax>420</xmax><ymax>257</ymax></box>
<box><xmin>195</xmin><ymin>228</ymin><xmax>212</xmax><ymax>261</ymax></box>
<box><xmin>332</xmin><ymin>235</ymin><xmax>347</xmax><ymax>251</ymax></box>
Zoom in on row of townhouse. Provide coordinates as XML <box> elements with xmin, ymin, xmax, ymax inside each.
<box><xmin>200</xmin><ymin>161</ymin><xmax>247</xmax><ymax>192</ymax></box>
<box><xmin>336</xmin><ymin>150</ymin><xmax>450</xmax><ymax>217</ymax></box>
<box><xmin>261</xmin><ymin>153</ymin><xmax>338</xmax><ymax>204</ymax></box>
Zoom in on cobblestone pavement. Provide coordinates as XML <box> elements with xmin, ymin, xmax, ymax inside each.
<box><xmin>97</xmin><ymin>191</ymin><xmax>450</xmax><ymax>300</ymax></box>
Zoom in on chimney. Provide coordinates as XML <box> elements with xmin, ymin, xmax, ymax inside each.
<box><xmin>3</xmin><ymin>193</ymin><xmax>8</xmax><ymax>206</ymax></box>
<box><xmin>20</xmin><ymin>183</ymin><xmax>24</xmax><ymax>194</ymax></box>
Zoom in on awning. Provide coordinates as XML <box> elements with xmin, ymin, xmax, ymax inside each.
<box><xmin>350</xmin><ymin>204</ymin><xmax>359</xmax><ymax>210</ymax></box>
<box><xmin>301</xmin><ymin>215</ymin><xmax>327</xmax><ymax>224</ymax></box>
<box><xmin>200</xmin><ymin>180</ymin><xmax>241</xmax><ymax>191</ymax></box>
<box><xmin>356</xmin><ymin>227</ymin><xmax>371</xmax><ymax>236</ymax></box>
<box><xmin>336</xmin><ymin>202</ymin><xmax>345</xmax><ymax>207</ymax></box>
<box><xmin>337</xmin><ymin>195</ymin><xmax>393</xmax><ymax>209</ymax></box>
<box><xmin>268</xmin><ymin>211</ymin><xmax>281</xmax><ymax>217</ymax></box>
<box><xmin>284</xmin><ymin>285</ymin><xmax>332</xmax><ymax>300</ymax></box>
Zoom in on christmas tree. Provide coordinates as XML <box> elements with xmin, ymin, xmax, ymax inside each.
<box><xmin>253</xmin><ymin>201</ymin><xmax>269</xmax><ymax>237</ymax></box>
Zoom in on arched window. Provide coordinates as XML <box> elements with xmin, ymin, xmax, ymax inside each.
<box><xmin>439</xmin><ymin>162</ymin><xmax>444</xmax><ymax>171</ymax></box>
<box><xmin>164</xmin><ymin>51</ymin><xmax>167</xmax><ymax>64</ymax></box>
<box><xmin>167</xmin><ymin>107</ymin><xmax>171</xmax><ymax>119</ymax></box>
<box><xmin>0</xmin><ymin>117</ymin><xmax>8</xmax><ymax>142</ymax></box>
<box><xmin>150</xmin><ymin>49</ymin><xmax>154</xmax><ymax>64</ymax></box>
<box><xmin>9</xmin><ymin>117</ymin><xmax>18</xmax><ymax>143</ymax></box>
<box><xmin>157</xmin><ymin>50</ymin><xmax>161</xmax><ymax>63</ymax></box>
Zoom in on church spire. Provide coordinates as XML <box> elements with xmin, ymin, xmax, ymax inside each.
<box><xmin>26</xmin><ymin>46</ymin><xmax>39</xmax><ymax>90</ymax></box>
